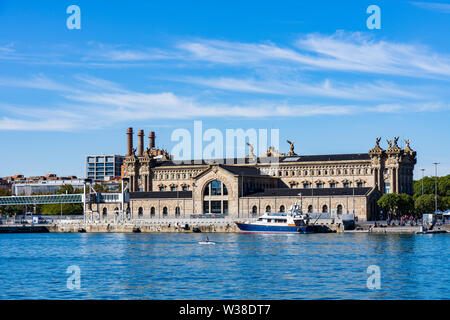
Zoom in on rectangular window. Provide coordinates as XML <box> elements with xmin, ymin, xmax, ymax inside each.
<box><xmin>203</xmin><ymin>201</ymin><xmax>209</xmax><ymax>214</ymax></box>
<box><xmin>211</xmin><ymin>200</ymin><xmax>221</xmax><ymax>214</ymax></box>
<box><xmin>211</xmin><ymin>181</ymin><xmax>221</xmax><ymax>195</ymax></box>
<box><xmin>223</xmin><ymin>200</ymin><xmax>228</xmax><ymax>215</ymax></box>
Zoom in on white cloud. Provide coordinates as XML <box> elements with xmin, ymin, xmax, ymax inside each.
<box><xmin>180</xmin><ymin>76</ymin><xmax>424</xmax><ymax>101</ymax></box>
<box><xmin>411</xmin><ymin>2</ymin><xmax>450</xmax><ymax>13</ymax></box>
<box><xmin>0</xmin><ymin>74</ymin><xmax>72</xmax><ymax>91</ymax></box>
<box><xmin>0</xmin><ymin>74</ymin><xmax>447</xmax><ymax>132</ymax></box>
<box><xmin>177</xmin><ymin>32</ymin><xmax>450</xmax><ymax>78</ymax></box>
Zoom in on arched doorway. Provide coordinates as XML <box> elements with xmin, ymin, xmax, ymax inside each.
<box><xmin>280</xmin><ymin>205</ymin><xmax>285</xmax><ymax>213</ymax></box>
<box><xmin>308</xmin><ymin>205</ymin><xmax>313</xmax><ymax>213</ymax></box>
<box><xmin>102</xmin><ymin>207</ymin><xmax>107</xmax><ymax>220</ymax></box>
<box><xmin>175</xmin><ymin>206</ymin><xmax>180</xmax><ymax>217</ymax></box>
<box><xmin>150</xmin><ymin>207</ymin><xmax>155</xmax><ymax>218</ymax></box>
<box><xmin>203</xmin><ymin>180</ymin><xmax>228</xmax><ymax>215</ymax></box>
<box><xmin>337</xmin><ymin>205</ymin><xmax>343</xmax><ymax>215</ymax></box>
<box><xmin>252</xmin><ymin>205</ymin><xmax>258</xmax><ymax>216</ymax></box>
<box><xmin>265</xmin><ymin>205</ymin><xmax>271</xmax><ymax>213</ymax></box>
<box><xmin>162</xmin><ymin>207</ymin><xmax>168</xmax><ymax>217</ymax></box>
<box><xmin>322</xmin><ymin>205</ymin><xmax>328</xmax><ymax>213</ymax></box>
<box><xmin>138</xmin><ymin>207</ymin><xmax>143</xmax><ymax>219</ymax></box>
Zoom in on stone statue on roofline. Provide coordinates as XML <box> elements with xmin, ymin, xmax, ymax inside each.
<box><xmin>287</xmin><ymin>140</ymin><xmax>297</xmax><ymax>156</ymax></box>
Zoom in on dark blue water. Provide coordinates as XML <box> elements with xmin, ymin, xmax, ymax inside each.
<box><xmin>0</xmin><ymin>233</ymin><xmax>449</xmax><ymax>299</ymax></box>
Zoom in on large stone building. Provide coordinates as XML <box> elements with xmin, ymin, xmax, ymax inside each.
<box><xmin>98</xmin><ymin>128</ymin><xmax>416</xmax><ymax>222</ymax></box>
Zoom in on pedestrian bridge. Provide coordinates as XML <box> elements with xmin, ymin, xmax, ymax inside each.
<box><xmin>0</xmin><ymin>194</ymin><xmax>84</xmax><ymax>206</ymax></box>
<box><xmin>0</xmin><ymin>193</ymin><xmax>127</xmax><ymax>206</ymax></box>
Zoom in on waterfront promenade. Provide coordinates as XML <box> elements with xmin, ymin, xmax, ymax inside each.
<box><xmin>3</xmin><ymin>216</ymin><xmax>448</xmax><ymax>233</ymax></box>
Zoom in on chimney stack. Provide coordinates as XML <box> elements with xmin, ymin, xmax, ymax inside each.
<box><xmin>138</xmin><ymin>129</ymin><xmax>144</xmax><ymax>156</ymax></box>
<box><xmin>149</xmin><ymin>131</ymin><xmax>155</xmax><ymax>150</ymax></box>
<box><xmin>127</xmin><ymin>127</ymin><xmax>133</xmax><ymax>156</ymax></box>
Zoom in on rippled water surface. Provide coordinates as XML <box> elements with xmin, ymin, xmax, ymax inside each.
<box><xmin>0</xmin><ymin>233</ymin><xmax>449</xmax><ymax>299</ymax></box>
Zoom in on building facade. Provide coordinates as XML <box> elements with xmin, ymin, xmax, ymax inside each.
<box><xmin>97</xmin><ymin>128</ymin><xmax>417</xmax><ymax>222</ymax></box>
<box><xmin>86</xmin><ymin>155</ymin><xmax>124</xmax><ymax>180</ymax></box>
<box><xmin>12</xmin><ymin>179</ymin><xmax>86</xmax><ymax>196</ymax></box>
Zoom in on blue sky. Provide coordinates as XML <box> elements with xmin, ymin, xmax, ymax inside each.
<box><xmin>0</xmin><ymin>0</ymin><xmax>449</xmax><ymax>178</ymax></box>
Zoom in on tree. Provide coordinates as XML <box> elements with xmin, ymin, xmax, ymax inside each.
<box><xmin>377</xmin><ymin>193</ymin><xmax>414</xmax><ymax>218</ymax></box>
<box><xmin>38</xmin><ymin>184</ymin><xmax>84</xmax><ymax>215</ymax></box>
<box><xmin>438</xmin><ymin>175</ymin><xmax>450</xmax><ymax>197</ymax></box>
<box><xmin>378</xmin><ymin>194</ymin><xmax>400</xmax><ymax>219</ymax></box>
<box><xmin>414</xmin><ymin>194</ymin><xmax>435</xmax><ymax>215</ymax></box>
<box><xmin>398</xmin><ymin>193</ymin><xmax>414</xmax><ymax>215</ymax></box>
<box><xmin>0</xmin><ymin>188</ymin><xmax>12</xmax><ymax>196</ymax></box>
<box><xmin>40</xmin><ymin>203</ymin><xmax>83</xmax><ymax>215</ymax></box>
<box><xmin>413</xmin><ymin>176</ymin><xmax>436</xmax><ymax>197</ymax></box>
<box><xmin>414</xmin><ymin>174</ymin><xmax>450</xmax><ymax>198</ymax></box>
<box><xmin>443</xmin><ymin>196</ymin><xmax>450</xmax><ymax>211</ymax></box>
<box><xmin>414</xmin><ymin>194</ymin><xmax>446</xmax><ymax>215</ymax></box>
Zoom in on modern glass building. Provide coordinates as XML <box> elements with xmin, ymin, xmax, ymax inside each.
<box><xmin>86</xmin><ymin>155</ymin><xmax>124</xmax><ymax>180</ymax></box>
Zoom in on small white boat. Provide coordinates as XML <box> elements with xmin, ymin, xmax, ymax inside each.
<box><xmin>198</xmin><ymin>241</ymin><xmax>216</xmax><ymax>245</ymax></box>
<box><xmin>198</xmin><ymin>237</ymin><xmax>215</xmax><ymax>245</ymax></box>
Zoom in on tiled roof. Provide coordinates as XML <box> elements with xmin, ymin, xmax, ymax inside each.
<box><xmin>130</xmin><ymin>191</ymin><xmax>192</xmax><ymax>199</ymax></box>
<box><xmin>220</xmin><ymin>165</ymin><xmax>272</xmax><ymax>177</ymax></box>
<box><xmin>155</xmin><ymin>153</ymin><xmax>370</xmax><ymax>167</ymax></box>
<box><xmin>244</xmin><ymin>187</ymin><xmax>373</xmax><ymax>198</ymax></box>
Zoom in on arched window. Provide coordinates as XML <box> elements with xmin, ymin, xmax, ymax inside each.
<box><xmin>203</xmin><ymin>180</ymin><xmax>229</xmax><ymax>215</ymax></box>
<box><xmin>337</xmin><ymin>205</ymin><xmax>343</xmax><ymax>215</ymax></box>
<box><xmin>102</xmin><ymin>207</ymin><xmax>107</xmax><ymax>219</ymax></box>
<box><xmin>322</xmin><ymin>205</ymin><xmax>328</xmax><ymax>213</ymax></box>
<box><xmin>280</xmin><ymin>205</ymin><xmax>285</xmax><ymax>213</ymax></box>
<box><xmin>114</xmin><ymin>207</ymin><xmax>119</xmax><ymax>217</ymax></box>
<box><xmin>163</xmin><ymin>207</ymin><xmax>168</xmax><ymax>217</ymax></box>
<box><xmin>308</xmin><ymin>205</ymin><xmax>313</xmax><ymax>213</ymax></box>
<box><xmin>265</xmin><ymin>205</ymin><xmax>271</xmax><ymax>213</ymax></box>
<box><xmin>252</xmin><ymin>206</ymin><xmax>258</xmax><ymax>216</ymax></box>
<box><xmin>150</xmin><ymin>207</ymin><xmax>155</xmax><ymax>217</ymax></box>
<box><xmin>175</xmin><ymin>206</ymin><xmax>180</xmax><ymax>217</ymax></box>
<box><xmin>138</xmin><ymin>207</ymin><xmax>143</xmax><ymax>218</ymax></box>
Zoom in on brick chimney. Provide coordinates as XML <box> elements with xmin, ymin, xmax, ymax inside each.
<box><xmin>149</xmin><ymin>131</ymin><xmax>155</xmax><ymax>150</ymax></box>
<box><xmin>127</xmin><ymin>127</ymin><xmax>133</xmax><ymax>156</ymax></box>
<box><xmin>138</xmin><ymin>129</ymin><xmax>144</xmax><ymax>156</ymax></box>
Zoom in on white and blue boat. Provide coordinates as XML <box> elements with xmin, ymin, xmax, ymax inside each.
<box><xmin>235</xmin><ymin>197</ymin><xmax>312</xmax><ymax>233</ymax></box>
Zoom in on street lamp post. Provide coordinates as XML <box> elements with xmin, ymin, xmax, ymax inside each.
<box><xmin>433</xmin><ymin>163</ymin><xmax>439</xmax><ymax>213</ymax></box>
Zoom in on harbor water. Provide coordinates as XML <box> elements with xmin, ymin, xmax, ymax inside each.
<box><xmin>0</xmin><ymin>233</ymin><xmax>449</xmax><ymax>299</ymax></box>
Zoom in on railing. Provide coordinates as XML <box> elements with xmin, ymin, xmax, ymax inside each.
<box><xmin>189</xmin><ymin>214</ymin><xmax>226</xmax><ymax>219</ymax></box>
